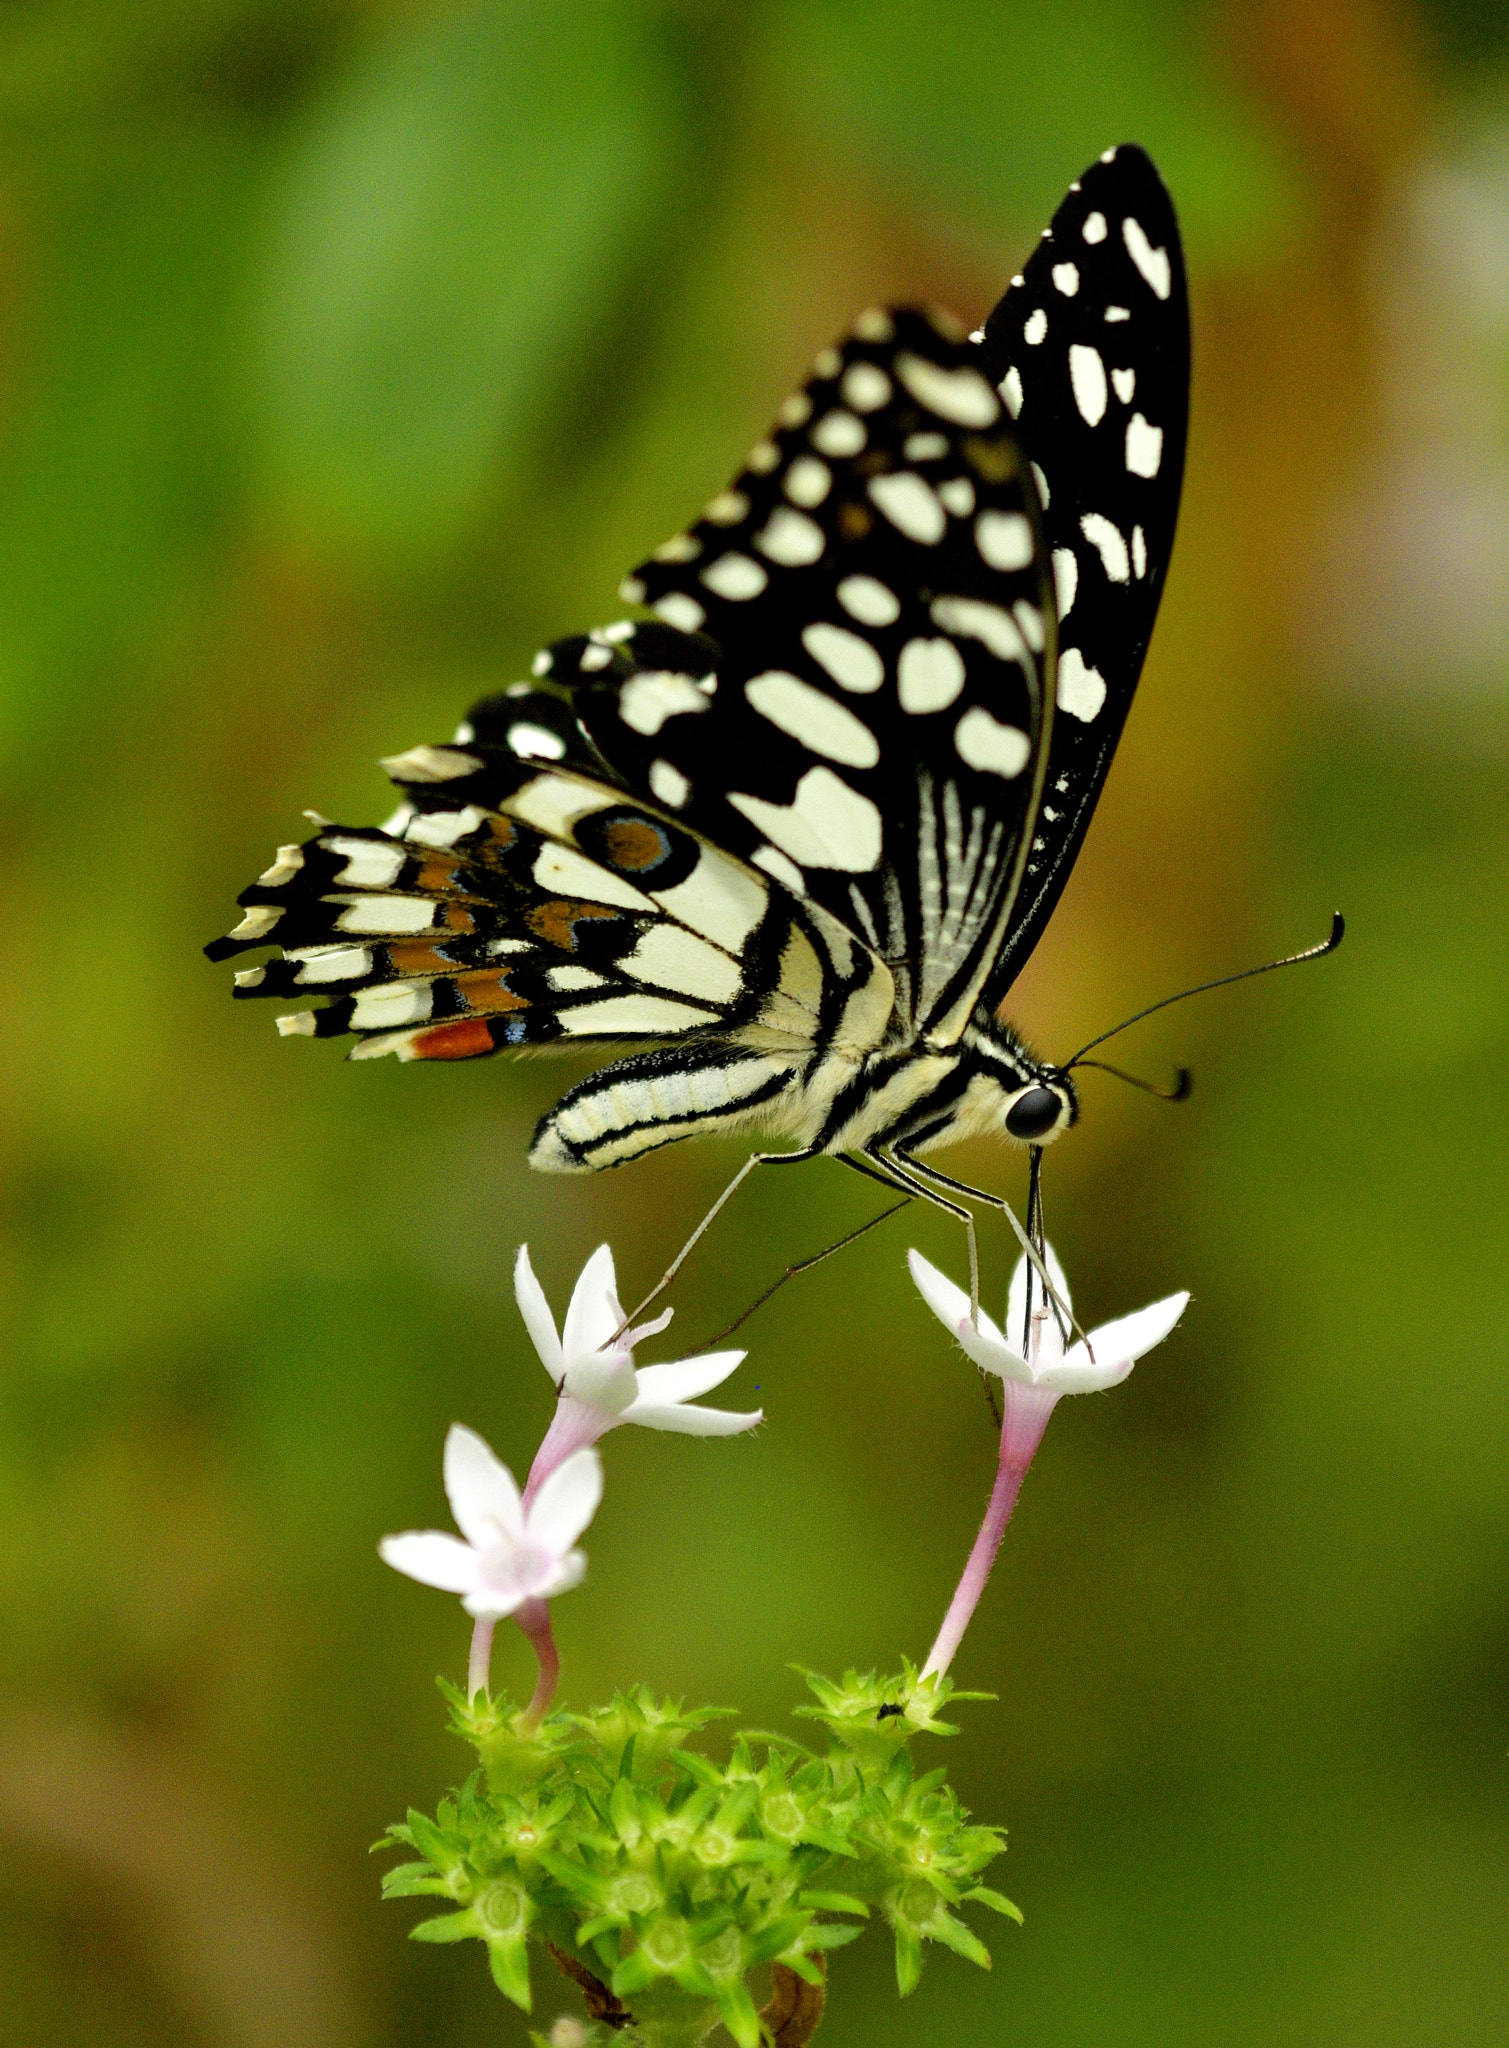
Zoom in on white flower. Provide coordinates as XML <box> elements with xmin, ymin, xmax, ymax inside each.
<box><xmin>379</xmin><ymin>1425</ymin><xmax>602</xmax><ymax>1620</ymax></box>
<box><xmin>908</xmin><ymin>1242</ymin><xmax>1188</xmax><ymax>1394</ymax></box>
<box><xmin>516</xmin><ymin>1245</ymin><xmax>761</xmax><ymax>1493</ymax></box>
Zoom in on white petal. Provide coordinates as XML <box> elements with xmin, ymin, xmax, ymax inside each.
<box><xmin>561</xmin><ymin>1347</ymin><xmax>639</xmax><ymax>1414</ymax></box>
<box><xmin>562</xmin><ymin>1245</ymin><xmax>624</xmax><ymax>1363</ymax></box>
<box><xmin>908</xmin><ymin>1249</ymin><xmax>1025</xmax><ymax>1379</ymax></box>
<box><xmin>953</xmin><ymin>1317</ymin><xmax>1033</xmax><ymax>1384</ymax></box>
<box><xmin>505</xmin><ymin>1547</ymin><xmax>586</xmax><ymax>1605</ymax></box>
<box><xmin>526</xmin><ymin>1446</ymin><xmax>604</xmax><ymax>1555</ymax></box>
<box><xmin>379</xmin><ymin>1530</ymin><xmax>480</xmax><ymax>1594</ymax></box>
<box><xmin>513</xmin><ymin>1245</ymin><xmax>563</xmax><ymax>1377</ymax></box>
<box><xmin>631</xmin><ymin>1351</ymin><xmax>747</xmax><ymax>1404</ymax></box>
<box><xmin>444</xmin><ymin>1424</ymin><xmax>523</xmax><ymax>1548</ymax></box>
<box><xmin>1047</xmin><ymin>1291</ymin><xmax>1189</xmax><ymax>1394</ymax></box>
<box><xmin>620</xmin><ymin>1400</ymin><xmax>763</xmax><ymax>1436</ymax></box>
<box><xmin>1005</xmin><ymin>1240</ymin><xmax>1072</xmax><ymax>1354</ymax></box>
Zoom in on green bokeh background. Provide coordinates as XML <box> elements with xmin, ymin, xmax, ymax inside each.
<box><xmin>2</xmin><ymin>2</ymin><xmax>1507</xmax><ymax>2043</ymax></box>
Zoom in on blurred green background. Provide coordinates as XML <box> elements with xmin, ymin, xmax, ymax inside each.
<box><xmin>2</xmin><ymin>1</ymin><xmax>1507</xmax><ymax>2041</ymax></box>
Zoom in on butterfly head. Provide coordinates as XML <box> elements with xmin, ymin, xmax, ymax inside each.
<box><xmin>963</xmin><ymin>1016</ymin><xmax>1079</xmax><ymax>1148</ymax></box>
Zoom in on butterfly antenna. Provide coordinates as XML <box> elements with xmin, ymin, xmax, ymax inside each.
<box><xmin>1065</xmin><ymin>912</ymin><xmax>1344</xmax><ymax>1069</ymax></box>
<box><xmin>1073</xmin><ymin>1058</ymin><xmax>1192</xmax><ymax>1101</ymax></box>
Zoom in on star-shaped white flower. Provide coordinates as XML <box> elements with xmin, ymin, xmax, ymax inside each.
<box><xmin>516</xmin><ymin>1245</ymin><xmax>761</xmax><ymax>1496</ymax></box>
<box><xmin>379</xmin><ymin>1426</ymin><xmax>602</xmax><ymax>1620</ymax></box>
<box><xmin>908</xmin><ymin>1242</ymin><xmax>1188</xmax><ymax>1393</ymax></box>
<box><xmin>910</xmin><ymin>1240</ymin><xmax>1190</xmax><ymax>1679</ymax></box>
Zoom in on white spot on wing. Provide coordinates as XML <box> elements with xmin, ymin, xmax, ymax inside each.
<box><xmin>837</xmin><ymin>575</ymin><xmax>900</xmax><ymax>626</ymax></box>
<box><xmin>1057</xmin><ymin>646</ymin><xmax>1107</xmax><ymax>722</ymax></box>
<box><xmin>756</xmin><ymin>506</ymin><xmax>826</xmax><ymax>565</ymax></box>
<box><xmin>999</xmin><ymin>366</ymin><xmax>1023</xmax><ymax>417</ymax></box>
<box><xmin>1112</xmin><ymin>366</ymin><xmax>1135</xmax><ymax>404</ymax></box>
<box><xmin>854</xmin><ymin>307</ymin><xmax>894</xmax><ymax>341</ymax></box>
<box><xmin>779</xmin><ymin>392</ymin><xmax>812</xmax><ymax>427</ymax></box>
<box><xmin>619</xmin><ymin>672</ymin><xmax>711</xmax><ymax>735</ymax></box>
<box><xmin>649</xmin><ymin>758</ymin><xmax>690</xmax><ymax>808</ymax></box>
<box><xmin>1030</xmin><ymin>461</ymin><xmax>1049</xmax><ymax>508</ymax></box>
<box><xmin>745</xmin><ymin>671</ymin><xmax>880</xmax><ymax>768</ymax></box>
<box><xmin>1082</xmin><ymin>210</ymin><xmax>1107</xmax><ymax>243</ymax></box>
<box><xmin>533</xmin><ymin>843</ymin><xmax>655</xmax><ymax>911</ymax></box>
<box><xmin>1052</xmin><ymin>262</ymin><xmax>1079</xmax><ymax>296</ymax></box>
<box><xmin>975</xmin><ymin>509</ymin><xmax>1033</xmax><ymax>570</ymax></box>
<box><xmin>784</xmin><ymin>456</ymin><xmax>831</xmax><ymax>506</ymax></box>
<box><xmin>898</xmin><ymin>637</ymin><xmax>966</xmax><ymax>713</ymax></box>
<box><xmin>954</xmin><ymin>707</ymin><xmax>1030</xmax><ymax>779</ymax></box>
<box><xmin>701</xmin><ymin>553</ymin><xmax>768</xmax><ymax>601</ymax></box>
<box><xmin>623</xmin><ymin>925</ymin><xmax>742</xmax><ymax>1005</ymax></box>
<box><xmin>379</xmin><ymin>744</ymin><xmax>481</xmax><ymax>784</ymax></box>
<box><xmin>1080</xmin><ymin>511</ymin><xmax>1130</xmax><ymax>582</ymax></box>
<box><xmin>729</xmin><ymin>767</ymin><xmax>883</xmax><ymax>872</ymax></box>
<box><xmin>1024</xmin><ymin>307</ymin><xmax>1047</xmax><ymax>345</ymax></box>
<box><xmin>803</xmin><ymin>621</ymin><xmax>884</xmax><ymax>692</ymax></box>
<box><xmin>508</xmin><ymin>723</ymin><xmax>566</xmax><ymax>761</ymax></box>
<box><xmin>1052</xmin><ymin>548</ymin><xmax>1078</xmax><ymax>619</ymax></box>
<box><xmin>1123</xmin><ymin>216</ymin><xmax>1172</xmax><ymax>298</ymax></box>
<box><xmin>1105</xmin><ymin>305</ymin><xmax>1130</xmax><ymax>322</ymax></box>
<box><xmin>894</xmin><ymin>353</ymin><xmax>1000</xmax><ymax>427</ymax></box>
<box><xmin>939</xmin><ymin>477</ymin><xmax>975</xmax><ymax>516</ymax></box>
<box><xmin>1132</xmin><ymin>525</ymin><xmax>1147</xmax><ymax>579</ymax></box>
<box><xmin>257</xmin><ymin>845</ymin><xmax>304</xmax><ymax>887</ymax></box>
<box><xmin>655</xmin><ymin>592</ymin><xmax>706</xmax><ymax>633</ymax></box>
<box><xmin>655</xmin><ymin>533</ymin><xmax>700</xmax><ymax>562</ymax></box>
<box><xmin>905</xmin><ymin>431</ymin><xmax>948</xmax><ymax>461</ymax></box>
<box><xmin>705</xmin><ymin>490</ymin><xmax>748</xmax><ymax>525</ymax></box>
<box><xmin>868</xmin><ymin>472</ymin><xmax>946</xmax><ymax>545</ymax></box>
<box><xmin>930</xmin><ymin>596</ymin><xmax>1026</xmax><ymax>664</ymax></box>
<box><xmin>752</xmin><ymin>843</ymin><xmax>807</xmax><ymax>897</ymax></box>
<box><xmin>1069</xmin><ymin>344</ymin><xmax>1108</xmax><ymax>426</ymax></box>
<box><xmin>842</xmin><ymin>362</ymin><xmax>891</xmax><ymax>411</ymax></box>
<box><xmin>1013</xmin><ymin>601</ymin><xmax>1044</xmax><ymax>652</ymax></box>
<box><xmin>559</xmin><ymin>996</ymin><xmax>714</xmax><ymax>1037</ymax></box>
<box><xmin>1125</xmin><ymin>412</ymin><xmax>1163</xmax><ymax>477</ymax></box>
<box><xmin>811</xmin><ymin>410</ymin><xmax>866</xmax><ymax>456</ymax></box>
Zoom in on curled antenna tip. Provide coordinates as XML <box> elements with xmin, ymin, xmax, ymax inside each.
<box><xmin>1170</xmin><ymin>1066</ymin><xmax>1194</xmax><ymax>1101</ymax></box>
<box><xmin>1326</xmin><ymin>911</ymin><xmax>1345</xmax><ymax>950</ymax></box>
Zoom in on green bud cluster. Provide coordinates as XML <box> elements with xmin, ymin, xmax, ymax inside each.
<box><xmin>378</xmin><ymin>1663</ymin><xmax>1018</xmax><ymax>2046</ymax></box>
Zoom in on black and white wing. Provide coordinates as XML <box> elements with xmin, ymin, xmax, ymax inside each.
<box><xmin>974</xmin><ymin>143</ymin><xmax>1189</xmax><ymax>1004</ymax></box>
<box><xmin>567</xmin><ymin>305</ymin><xmax>1058</xmax><ymax>1046</ymax></box>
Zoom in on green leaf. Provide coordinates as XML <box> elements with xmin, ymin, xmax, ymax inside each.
<box><xmin>801</xmin><ymin>1922</ymin><xmax>864</xmax><ymax>1952</ymax></box>
<box><xmin>929</xmin><ymin>1912</ymin><xmax>992</xmax><ymax>1970</ymax></box>
<box><xmin>409</xmin><ymin>1909</ymin><xmax>477</xmax><ymax>1944</ymax></box>
<box><xmin>488</xmin><ymin>1933</ymin><xmax>533</xmax><ymax>2011</ymax></box>
<box><xmin>256</xmin><ymin>0</ymin><xmax>684</xmax><ymax>557</ymax></box>
<box><xmin>381</xmin><ymin>1871</ymin><xmax>456</xmax><ymax>1900</ymax></box>
<box><xmin>796</xmin><ymin>1890</ymin><xmax>869</xmax><ymax>1916</ymax></box>
<box><xmin>713</xmin><ymin>1976</ymin><xmax>763</xmax><ymax>2048</ymax></box>
<box><xmin>965</xmin><ymin>1886</ymin><xmax>1024</xmax><ymax>1923</ymax></box>
<box><xmin>894</xmin><ymin>1923</ymin><xmax>923</xmax><ymax>1997</ymax></box>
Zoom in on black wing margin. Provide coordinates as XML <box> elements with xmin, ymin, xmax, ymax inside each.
<box><xmin>974</xmin><ymin>143</ymin><xmax>1189</xmax><ymax>1006</ymax></box>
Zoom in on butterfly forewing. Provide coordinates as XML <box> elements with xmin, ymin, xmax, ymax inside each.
<box><xmin>552</xmin><ymin>307</ymin><xmax>1057</xmax><ymax>1043</ymax></box>
<box><xmin>974</xmin><ymin>143</ymin><xmax>1189</xmax><ymax>1004</ymax></box>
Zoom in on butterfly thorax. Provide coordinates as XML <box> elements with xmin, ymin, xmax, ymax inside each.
<box><xmin>793</xmin><ymin>1008</ymin><xmax>1076</xmax><ymax>1159</ymax></box>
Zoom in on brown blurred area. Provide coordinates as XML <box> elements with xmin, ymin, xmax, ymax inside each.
<box><xmin>1</xmin><ymin>2</ymin><xmax>1507</xmax><ymax>2043</ymax></box>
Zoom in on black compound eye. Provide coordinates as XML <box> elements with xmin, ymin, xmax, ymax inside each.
<box><xmin>1006</xmin><ymin>1087</ymin><xmax>1064</xmax><ymax>1141</ymax></box>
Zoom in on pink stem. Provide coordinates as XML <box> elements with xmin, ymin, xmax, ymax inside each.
<box><xmin>512</xmin><ymin>1598</ymin><xmax>560</xmax><ymax>1733</ymax></box>
<box><xmin>923</xmin><ymin>1379</ymin><xmax>1060</xmax><ymax>1679</ymax></box>
<box><xmin>468</xmin><ymin>1613</ymin><xmax>496</xmax><ymax>1701</ymax></box>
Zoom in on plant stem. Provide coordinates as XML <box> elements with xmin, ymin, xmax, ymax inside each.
<box><xmin>513</xmin><ymin>1598</ymin><xmax>560</xmax><ymax>1732</ymax></box>
<box><xmin>923</xmin><ymin>1379</ymin><xmax>1059</xmax><ymax>1678</ymax></box>
<box><xmin>467</xmin><ymin>1613</ymin><xmax>495</xmax><ymax>1701</ymax></box>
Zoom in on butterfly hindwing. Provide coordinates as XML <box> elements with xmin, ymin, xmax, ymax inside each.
<box><xmin>974</xmin><ymin>143</ymin><xmax>1189</xmax><ymax>1002</ymax></box>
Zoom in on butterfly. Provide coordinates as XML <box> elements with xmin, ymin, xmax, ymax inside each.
<box><xmin>208</xmin><ymin>144</ymin><xmax>1188</xmax><ymax>1243</ymax></box>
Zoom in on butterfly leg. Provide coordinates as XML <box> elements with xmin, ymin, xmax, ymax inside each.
<box><xmin>887</xmin><ymin>1146</ymin><xmax>1082</xmax><ymax>1345</ymax></box>
<box><xmin>616</xmin><ymin>1144</ymin><xmax>826</xmax><ymax>1335</ymax></box>
<box><xmin>849</xmin><ymin>1148</ymin><xmax>986</xmax><ymax>1324</ymax></box>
